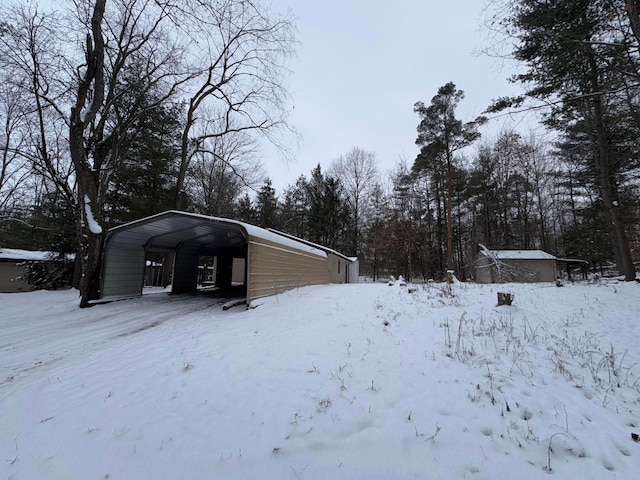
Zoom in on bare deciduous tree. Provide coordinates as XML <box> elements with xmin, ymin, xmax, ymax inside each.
<box><xmin>0</xmin><ymin>83</ymin><xmax>31</xmax><ymax>214</ymax></box>
<box><xmin>330</xmin><ymin>147</ymin><xmax>379</xmax><ymax>256</ymax></box>
<box><xmin>0</xmin><ymin>4</ymin><xmax>74</xmax><ymax>210</ymax></box>
<box><xmin>626</xmin><ymin>0</ymin><xmax>640</xmax><ymax>45</ymax></box>
<box><xmin>68</xmin><ymin>0</ymin><xmax>107</xmax><ymax>307</ymax></box>
<box><xmin>170</xmin><ymin>0</ymin><xmax>296</xmax><ymax>209</ymax></box>
<box><xmin>2</xmin><ymin>0</ymin><xmax>296</xmax><ymax>305</ymax></box>
<box><xmin>188</xmin><ymin>125</ymin><xmax>264</xmax><ymax>216</ymax></box>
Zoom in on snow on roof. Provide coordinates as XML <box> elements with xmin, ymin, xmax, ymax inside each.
<box><xmin>556</xmin><ymin>258</ymin><xmax>589</xmax><ymax>264</ymax></box>
<box><xmin>0</xmin><ymin>248</ymin><xmax>54</xmax><ymax>262</ymax></box>
<box><xmin>244</xmin><ymin>224</ymin><xmax>327</xmax><ymax>258</ymax></box>
<box><xmin>109</xmin><ymin>211</ymin><xmax>327</xmax><ymax>258</ymax></box>
<box><xmin>486</xmin><ymin>249</ymin><xmax>556</xmax><ymax>260</ymax></box>
<box><xmin>267</xmin><ymin>228</ymin><xmax>352</xmax><ymax>261</ymax></box>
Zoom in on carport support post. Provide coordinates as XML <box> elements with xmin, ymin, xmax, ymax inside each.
<box><xmin>162</xmin><ymin>253</ymin><xmax>174</xmax><ymax>288</ymax></box>
<box><xmin>172</xmin><ymin>246</ymin><xmax>199</xmax><ymax>294</ymax></box>
<box><xmin>216</xmin><ymin>251</ymin><xmax>233</xmax><ymax>289</ymax></box>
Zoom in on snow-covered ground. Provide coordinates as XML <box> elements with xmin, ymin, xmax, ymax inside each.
<box><xmin>1</xmin><ymin>279</ymin><xmax>639</xmax><ymax>479</ymax></box>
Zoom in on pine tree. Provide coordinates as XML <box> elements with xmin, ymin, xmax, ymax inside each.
<box><xmin>279</xmin><ymin>176</ymin><xmax>309</xmax><ymax>238</ymax></box>
<box><xmin>105</xmin><ymin>102</ymin><xmax>181</xmax><ymax>226</ymax></box>
<box><xmin>413</xmin><ymin>82</ymin><xmax>484</xmax><ymax>275</ymax></box>
<box><xmin>254</xmin><ymin>179</ymin><xmax>279</xmax><ymax>229</ymax></box>
<box><xmin>305</xmin><ymin>165</ymin><xmax>348</xmax><ymax>250</ymax></box>
<box><xmin>235</xmin><ymin>193</ymin><xmax>256</xmax><ymax>225</ymax></box>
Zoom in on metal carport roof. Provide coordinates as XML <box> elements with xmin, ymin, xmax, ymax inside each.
<box><xmin>106</xmin><ymin>211</ymin><xmax>248</xmax><ymax>254</ymax></box>
<box><xmin>106</xmin><ymin>211</ymin><xmax>328</xmax><ymax>255</ymax></box>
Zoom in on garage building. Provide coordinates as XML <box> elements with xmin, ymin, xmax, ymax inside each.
<box><xmin>101</xmin><ymin>211</ymin><xmax>352</xmax><ymax>306</ymax></box>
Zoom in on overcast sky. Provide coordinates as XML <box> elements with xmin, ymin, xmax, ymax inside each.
<box><xmin>265</xmin><ymin>0</ymin><xmax>529</xmax><ymax>191</ymax></box>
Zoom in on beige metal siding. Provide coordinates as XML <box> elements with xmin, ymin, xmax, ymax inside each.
<box><xmin>0</xmin><ymin>262</ymin><xmax>30</xmax><ymax>293</ymax></box>
<box><xmin>247</xmin><ymin>238</ymin><xmax>328</xmax><ymax>303</ymax></box>
<box><xmin>347</xmin><ymin>258</ymin><xmax>359</xmax><ymax>283</ymax></box>
<box><xmin>232</xmin><ymin>258</ymin><xmax>246</xmax><ymax>284</ymax></box>
<box><xmin>473</xmin><ymin>253</ymin><xmax>557</xmax><ymax>283</ymax></box>
<box><xmin>504</xmin><ymin>259</ymin><xmax>556</xmax><ymax>282</ymax></box>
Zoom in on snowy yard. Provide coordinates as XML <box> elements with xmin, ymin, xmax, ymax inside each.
<box><xmin>1</xmin><ymin>279</ymin><xmax>639</xmax><ymax>479</ymax></box>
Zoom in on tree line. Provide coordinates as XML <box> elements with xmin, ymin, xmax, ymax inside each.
<box><xmin>1</xmin><ymin>0</ymin><xmax>639</xmax><ymax>307</ymax></box>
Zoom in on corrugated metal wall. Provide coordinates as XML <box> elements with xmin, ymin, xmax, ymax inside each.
<box><xmin>503</xmin><ymin>259</ymin><xmax>556</xmax><ymax>282</ymax></box>
<box><xmin>101</xmin><ymin>212</ymin><xmax>346</xmax><ymax>305</ymax></box>
<box><xmin>327</xmin><ymin>253</ymin><xmax>347</xmax><ymax>284</ymax></box>
<box><xmin>247</xmin><ymin>238</ymin><xmax>328</xmax><ymax>303</ymax></box>
<box><xmin>348</xmin><ymin>258</ymin><xmax>360</xmax><ymax>284</ymax></box>
<box><xmin>102</xmin><ymin>242</ymin><xmax>146</xmax><ymax>297</ymax></box>
<box><xmin>232</xmin><ymin>258</ymin><xmax>246</xmax><ymax>284</ymax></box>
<box><xmin>172</xmin><ymin>245</ymin><xmax>200</xmax><ymax>293</ymax></box>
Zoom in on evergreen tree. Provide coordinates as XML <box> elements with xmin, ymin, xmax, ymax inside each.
<box><xmin>31</xmin><ymin>191</ymin><xmax>77</xmax><ymax>255</ymax></box>
<box><xmin>366</xmin><ymin>182</ymin><xmax>391</xmax><ymax>280</ymax></box>
<box><xmin>279</xmin><ymin>176</ymin><xmax>309</xmax><ymax>238</ymax></box>
<box><xmin>254</xmin><ymin>179</ymin><xmax>279</xmax><ymax>229</ymax></box>
<box><xmin>413</xmin><ymin>82</ymin><xmax>484</xmax><ymax>276</ymax></box>
<box><xmin>235</xmin><ymin>193</ymin><xmax>256</xmax><ymax>225</ymax></box>
<box><xmin>305</xmin><ymin>165</ymin><xmax>348</xmax><ymax>250</ymax></box>
<box><xmin>105</xmin><ymin>101</ymin><xmax>181</xmax><ymax>226</ymax></box>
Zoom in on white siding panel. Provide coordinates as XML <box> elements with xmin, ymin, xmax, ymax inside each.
<box><xmin>327</xmin><ymin>253</ymin><xmax>347</xmax><ymax>283</ymax></box>
<box><xmin>102</xmin><ymin>243</ymin><xmax>145</xmax><ymax>297</ymax></box>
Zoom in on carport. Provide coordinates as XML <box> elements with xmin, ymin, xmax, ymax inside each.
<box><xmin>101</xmin><ymin>211</ymin><xmax>329</xmax><ymax>306</ymax></box>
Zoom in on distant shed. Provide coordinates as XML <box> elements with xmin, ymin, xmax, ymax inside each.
<box><xmin>0</xmin><ymin>248</ymin><xmax>55</xmax><ymax>293</ymax></box>
<box><xmin>474</xmin><ymin>247</ymin><xmax>557</xmax><ymax>283</ymax></box>
<box><xmin>0</xmin><ymin>249</ymin><xmax>47</xmax><ymax>292</ymax></box>
<box><xmin>101</xmin><ymin>211</ymin><xmax>344</xmax><ymax>306</ymax></box>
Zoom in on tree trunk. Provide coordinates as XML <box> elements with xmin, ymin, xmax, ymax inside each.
<box><xmin>175</xmin><ymin>142</ymin><xmax>189</xmax><ymax>210</ymax></box>
<box><xmin>72</xmin><ymin>153</ymin><xmax>105</xmax><ymax>307</ymax></box>
<box><xmin>585</xmin><ymin>45</ymin><xmax>636</xmax><ymax>281</ymax></box>
<box><xmin>69</xmin><ymin>0</ymin><xmax>107</xmax><ymax>307</ymax></box>
<box><xmin>70</xmin><ymin>145</ymin><xmax>105</xmax><ymax>307</ymax></box>
<box><xmin>446</xmin><ymin>152</ymin><xmax>454</xmax><ymax>272</ymax></box>
<box><xmin>626</xmin><ymin>0</ymin><xmax>640</xmax><ymax>44</ymax></box>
